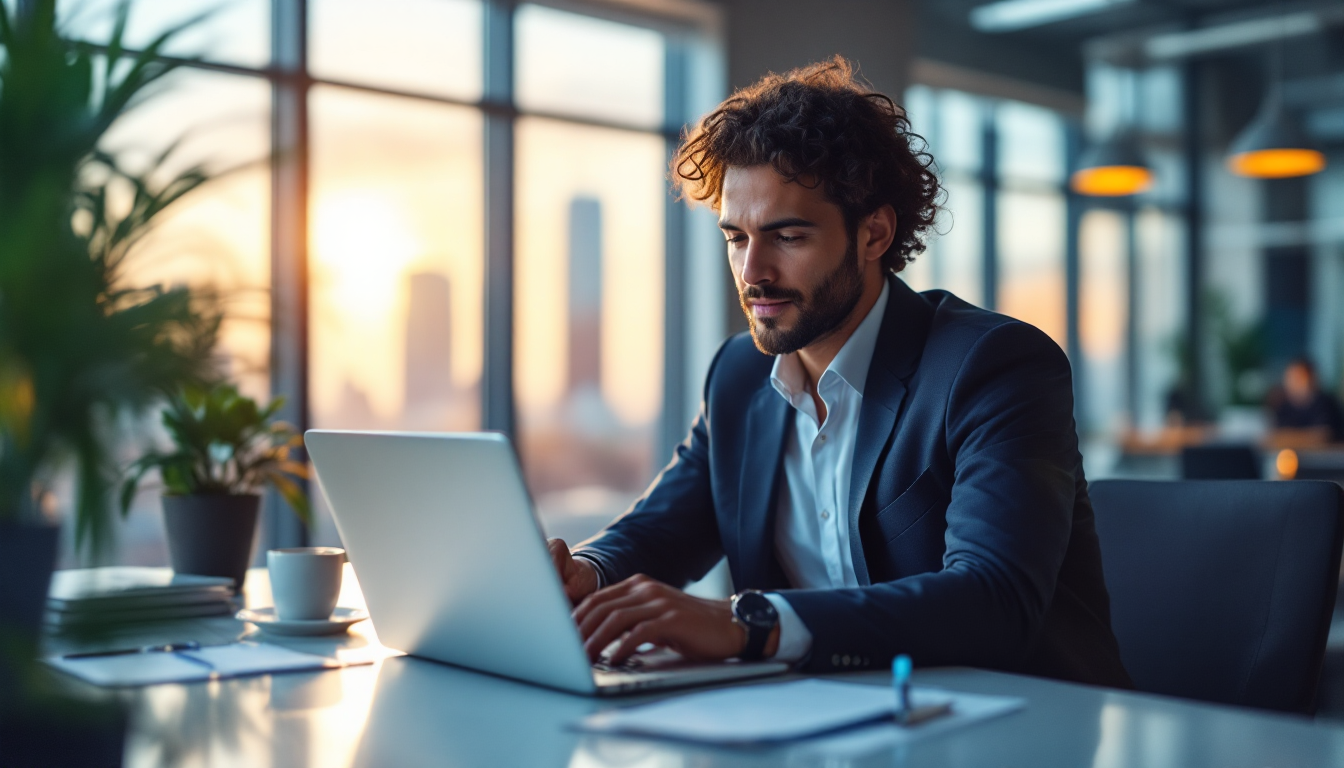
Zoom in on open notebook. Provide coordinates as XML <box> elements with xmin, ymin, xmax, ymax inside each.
<box><xmin>575</xmin><ymin>679</ymin><xmax>1025</xmax><ymax>745</ymax></box>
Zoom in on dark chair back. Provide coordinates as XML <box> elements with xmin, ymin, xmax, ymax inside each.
<box><xmin>1180</xmin><ymin>444</ymin><xmax>1261</xmax><ymax>479</ymax></box>
<box><xmin>1090</xmin><ymin>479</ymin><xmax>1344</xmax><ymax>713</ymax></box>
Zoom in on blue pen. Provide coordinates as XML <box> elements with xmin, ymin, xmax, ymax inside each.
<box><xmin>893</xmin><ymin>654</ymin><xmax>913</xmax><ymax>716</ymax></box>
<box><xmin>892</xmin><ymin>653</ymin><xmax>953</xmax><ymax>726</ymax></box>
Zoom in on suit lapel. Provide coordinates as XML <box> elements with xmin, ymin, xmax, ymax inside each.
<box><xmin>845</xmin><ymin>276</ymin><xmax>934</xmax><ymax>585</ymax></box>
<box><xmin>847</xmin><ymin>364</ymin><xmax>906</xmax><ymax>585</ymax></box>
<box><xmin>737</xmin><ymin>382</ymin><xmax>791</xmax><ymax>589</ymax></box>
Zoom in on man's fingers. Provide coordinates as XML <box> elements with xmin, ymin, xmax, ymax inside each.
<box><xmin>547</xmin><ymin>538</ymin><xmax>570</xmax><ymax>573</ymax></box>
<box><xmin>547</xmin><ymin>539</ymin><xmax>588</xmax><ymax>603</ymax></box>
<box><xmin>608</xmin><ymin>618</ymin><xmax>669</xmax><ymax>665</ymax></box>
<box><xmin>576</xmin><ymin>592</ymin><xmax>657</xmax><ymax>639</ymax></box>
<box><xmin>572</xmin><ymin>574</ymin><xmax>656</xmax><ymax>625</ymax></box>
<box><xmin>584</xmin><ymin>604</ymin><xmax>666</xmax><ymax>662</ymax></box>
<box><xmin>572</xmin><ymin>584</ymin><xmax>625</xmax><ymax>626</ymax></box>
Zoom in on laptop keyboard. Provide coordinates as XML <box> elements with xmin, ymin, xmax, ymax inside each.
<box><xmin>592</xmin><ymin>656</ymin><xmax>647</xmax><ymax>674</ymax></box>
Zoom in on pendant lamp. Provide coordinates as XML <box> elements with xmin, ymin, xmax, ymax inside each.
<box><xmin>1071</xmin><ymin>131</ymin><xmax>1154</xmax><ymax>197</ymax></box>
<box><xmin>1228</xmin><ymin>4</ymin><xmax>1326</xmax><ymax>180</ymax></box>
<box><xmin>1226</xmin><ymin>90</ymin><xmax>1325</xmax><ymax>178</ymax></box>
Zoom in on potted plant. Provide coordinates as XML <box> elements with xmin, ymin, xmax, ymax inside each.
<box><xmin>0</xmin><ymin>0</ymin><xmax>219</xmax><ymax>690</ymax></box>
<box><xmin>121</xmin><ymin>383</ymin><xmax>311</xmax><ymax>591</ymax></box>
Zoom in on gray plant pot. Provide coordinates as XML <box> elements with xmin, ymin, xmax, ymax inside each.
<box><xmin>162</xmin><ymin>494</ymin><xmax>260</xmax><ymax>592</ymax></box>
<box><xmin>0</xmin><ymin>521</ymin><xmax>59</xmax><ymax>695</ymax></box>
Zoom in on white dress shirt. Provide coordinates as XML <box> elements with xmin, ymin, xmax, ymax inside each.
<box><xmin>764</xmin><ymin>280</ymin><xmax>890</xmax><ymax>663</ymax></box>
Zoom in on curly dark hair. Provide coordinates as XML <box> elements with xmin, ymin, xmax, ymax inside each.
<box><xmin>672</xmin><ymin>56</ymin><xmax>941</xmax><ymax>273</ymax></box>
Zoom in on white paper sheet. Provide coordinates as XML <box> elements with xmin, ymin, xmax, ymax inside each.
<box><xmin>47</xmin><ymin>642</ymin><xmax>345</xmax><ymax>687</ymax></box>
<box><xmin>576</xmin><ymin>679</ymin><xmax>1024</xmax><ymax>745</ymax></box>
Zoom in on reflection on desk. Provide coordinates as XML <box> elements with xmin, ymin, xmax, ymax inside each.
<box><xmin>353</xmin><ymin>656</ymin><xmax>595</xmax><ymax>768</ymax></box>
<box><xmin>44</xmin><ymin>567</ymin><xmax>1344</xmax><ymax>768</ymax></box>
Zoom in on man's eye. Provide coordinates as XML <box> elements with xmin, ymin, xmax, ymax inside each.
<box><xmin>778</xmin><ymin>234</ymin><xmax>802</xmax><ymax>243</ymax></box>
<box><xmin>725</xmin><ymin>234</ymin><xmax>746</xmax><ymax>245</ymax></box>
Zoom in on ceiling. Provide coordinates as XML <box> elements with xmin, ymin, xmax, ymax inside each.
<box><xmin>929</xmin><ymin>0</ymin><xmax>1277</xmax><ymax>46</ymax></box>
<box><xmin>917</xmin><ymin>0</ymin><xmax>1344</xmax><ymax>114</ymax></box>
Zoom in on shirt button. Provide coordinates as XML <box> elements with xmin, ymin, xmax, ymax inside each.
<box><xmin>820</xmin><ymin>510</ymin><xmax>830</xmax><ymax>520</ymax></box>
<box><xmin>819</xmin><ymin>434</ymin><xmax>827</xmax><ymax>443</ymax></box>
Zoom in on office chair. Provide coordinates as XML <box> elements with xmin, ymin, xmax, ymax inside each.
<box><xmin>1180</xmin><ymin>444</ymin><xmax>1262</xmax><ymax>479</ymax></box>
<box><xmin>1090</xmin><ymin>479</ymin><xmax>1344</xmax><ymax>714</ymax></box>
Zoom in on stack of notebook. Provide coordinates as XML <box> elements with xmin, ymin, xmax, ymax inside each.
<box><xmin>47</xmin><ymin>567</ymin><xmax>235</xmax><ymax>630</ymax></box>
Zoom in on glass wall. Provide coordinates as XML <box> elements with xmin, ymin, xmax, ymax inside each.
<box><xmin>57</xmin><ymin>0</ymin><xmax>270</xmax><ymax>66</ymax></box>
<box><xmin>512</xmin><ymin>4</ymin><xmax>669</xmax><ymax>545</ymax></box>
<box><xmin>996</xmin><ymin>101</ymin><xmax>1067</xmax><ymax>347</ymax></box>
<box><xmin>1079</xmin><ymin>210</ymin><xmax>1128</xmax><ymax>435</ymax></box>
<box><xmin>55</xmin><ymin>0</ymin><xmax>716</xmax><ymax>564</ymax></box>
<box><xmin>901</xmin><ymin>86</ymin><xmax>985</xmax><ymax>305</ymax></box>
<box><xmin>308</xmin><ymin>90</ymin><xmax>484</xmax><ymax>434</ymax></box>
<box><xmin>902</xmin><ymin>85</ymin><xmax>1068</xmax><ymax>344</ymax></box>
<box><xmin>308</xmin><ymin>0</ymin><xmax>483</xmax><ymax>99</ymax></box>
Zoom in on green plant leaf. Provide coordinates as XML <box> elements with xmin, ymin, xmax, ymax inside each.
<box><xmin>266</xmin><ymin>469</ymin><xmax>311</xmax><ymax>528</ymax></box>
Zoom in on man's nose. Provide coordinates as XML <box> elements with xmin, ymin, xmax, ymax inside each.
<box><xmin>739</xmin><ymin>239</ymin><xmax>775</xmax><ymax>286</ymax></box>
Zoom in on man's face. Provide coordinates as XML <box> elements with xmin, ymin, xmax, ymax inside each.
<box><xmin>719</xmin><ymin>165</ymin><xmax>865</xmax><ymax>356</ymax></box>
<box><xmin>1284</xmin><ymin>363</ymin><xmax>1316</xmax><ymax>405</ymax></box>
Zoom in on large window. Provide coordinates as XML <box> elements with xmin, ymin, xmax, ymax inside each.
<box><xmin>902</xmin><ymin>86</ymin><xmax>1069</xmax><ymax>346</ymax></box>
<box><xmin>60</xmin><ymin>0</ymin><xmax>721</xmax><ymax>564</ymax></box>
<box><xmin>308</xmin><ymin>91</ymin><xmax>485</xmax><ymax>436</ymax></box>
<box><xmin>901</xmin><ymin>87</ymin><xmax>985</xmax><ymax>304</ymax></box>
<box><xmin>1079</xmin><ymin>210</ymin><xmax>1128</xmax><ymax>435</ymax></box>
<box><xmin>996</xmin><ymin>101</ymin><xmax>1067</xmax><ymax>347</ymax></box>
<box><xmin>510</xmin><ymin>5</ymin><xmax>671</xmax><ymax>544</ymax></box>
<box><xmin>514</xmin><ymin>118</ymin><xmax>667</xmax><ymax>543</ymax></box>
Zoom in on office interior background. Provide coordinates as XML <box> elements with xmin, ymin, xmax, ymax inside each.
<box><xmin>50</xmin><ymin>0</ymin><xmax>1344</xmax><ymax>597</ymax></box>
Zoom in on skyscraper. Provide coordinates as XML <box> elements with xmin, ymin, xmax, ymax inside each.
<box><xmin>404</xmin><ymin>271</ymin><xmax>453</xmax><ymax>410</ymax></box>
<box><xmin>567</xmin><ymin>197</ymin><xmax>603</xmax><ymax>394</ymax></box>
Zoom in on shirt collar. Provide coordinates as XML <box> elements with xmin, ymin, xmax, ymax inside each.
<box><xmin>769</xmin><ymin>278</ymin><xmax>890</xmax><ymax>403</ymax></box>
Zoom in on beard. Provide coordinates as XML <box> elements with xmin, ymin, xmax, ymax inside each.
<box><xmin>740</xmin><ymin>240</ymin><xmax>865</xmax><ymax>356</ymax></box>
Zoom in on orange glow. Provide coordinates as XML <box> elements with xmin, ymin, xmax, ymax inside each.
<box><xmin>1276</xmin><ymin>449</ymin><xmax>1299</xmax><ymax>480</ymax></box>
<box><xmin>1079</xmin><ymin>211</ymin><xmax>1125</xmax><ymax>360</ymax></box>
<box><xmin>312</xmin><ymin>190</ymin><xmax>422</xmax><ymax>319</ymax></box>
<box><xmin>1227</xmin><ymin>148</ymin><xmax>1326</xmax><ymax>179</ymax></box>
<box><xmin>1070</xmin><ymin>165</ymin><xmax>1154</xmax><ymax>197</ymax></box>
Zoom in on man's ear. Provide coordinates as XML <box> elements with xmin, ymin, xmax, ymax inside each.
<box><xmin>860</xmin><ymin>205</ymin><xmax>898</xmax><ymax>264</ymax></box>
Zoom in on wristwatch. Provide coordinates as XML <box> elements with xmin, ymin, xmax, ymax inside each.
<box><xmin>730</xmin><ymin>590</ymin><xmax>779</xmax><ymax>661</ymax></box>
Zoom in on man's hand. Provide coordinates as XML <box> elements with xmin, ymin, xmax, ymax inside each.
<box><xmin>547</xmin><ymin>538</ymin><xmax>600</xmax><ymax>605</ymax></box>
<box><xmin>572</xmin><ymin>574</ymin><xmax>779</xmax><ymax>665</ymax></box>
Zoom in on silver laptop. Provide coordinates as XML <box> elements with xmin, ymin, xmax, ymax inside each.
<box><xmin>305</xmin><ymin>430</ymin><xmax>789</xmax><ymax>696</ymax></box>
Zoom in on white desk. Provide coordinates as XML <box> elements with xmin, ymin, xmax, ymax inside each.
<box><xmin>45</xmin><ymin>567</ymin><xmax>1344</xmax><ymax>768</ymax></box>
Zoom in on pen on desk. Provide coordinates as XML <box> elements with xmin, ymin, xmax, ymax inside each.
<box><xmin>892</xmin><ymin>653</ymin><xmax>954</xmax><ymax>726</ymax></box>
<box><xmin>893</xmin><ymin>654</ymin><xmax>912</xmax><ymax>717</ymax></box>
<box><xmin>62</xmin><ymin>641</ymin><xmax>202</xmax><ymax>660</ymax></box>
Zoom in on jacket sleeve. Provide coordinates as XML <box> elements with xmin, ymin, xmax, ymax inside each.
<box><xmin>569</xmin><ymin>343</ymin><xmax>730</xmax><ymax>588</ymax></box>
<box><xmin>780</xmin><ymin>321</ymin><xmax>1080</xmax><ymax>672</ymax></box>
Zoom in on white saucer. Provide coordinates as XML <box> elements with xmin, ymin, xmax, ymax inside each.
<box><xmin>235</xmin><ymin>606</ymin><xmax>369</xmax><ymax>636</ymax></box>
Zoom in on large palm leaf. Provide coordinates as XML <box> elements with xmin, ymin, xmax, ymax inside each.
<box><xmin>0</xmin><ymin>0</ymin><xmax>222</xmax><ymax>554</ymax></box>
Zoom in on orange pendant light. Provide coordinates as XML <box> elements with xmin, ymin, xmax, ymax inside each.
<box><xmin>1071</xmin><ymin>131</ymin><xmax>1154</xmax><ymax>197</ymax></box>
<box><xmin>1226</xmin><ymin>93</ymin><xmax>1325</xmax><ymax>179</ymax></box>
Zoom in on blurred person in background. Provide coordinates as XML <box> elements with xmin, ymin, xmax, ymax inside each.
<box><xmin>1268</xmin><ymin>357</ymin><xmax>1344</xmax><ymax>444</ymax></box>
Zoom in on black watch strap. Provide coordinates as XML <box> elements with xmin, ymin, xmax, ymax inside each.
<box><xmin>732</xmin><ymin>590</ymin><xmax>778</xmax><ymax>661</ymax></box>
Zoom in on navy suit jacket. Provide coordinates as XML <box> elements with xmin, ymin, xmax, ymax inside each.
<box><xmin>575</xmin><ymin>275</ymin><xmax>1133</xmax><ymax>687</ymax></box>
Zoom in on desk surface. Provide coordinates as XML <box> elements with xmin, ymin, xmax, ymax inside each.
<box><xmin>45</xmin><ymin>567</ymin><xmax>1344</xmax><ymax>768</ymax></box>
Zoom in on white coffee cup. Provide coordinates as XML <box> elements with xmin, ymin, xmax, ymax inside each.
<box><xmin>267</xmin><ymin>547</ymin><xmax>345</xmax><ymax>621</ymax></box>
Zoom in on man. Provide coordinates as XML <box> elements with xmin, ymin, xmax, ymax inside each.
<box><xmin>547</xmin><ymin>57</ymin><xmax>1132</xmax><ymax>687</ymax></box>
<box><xmin>1270</xmin><ymin>357</ymin><xmax>1344</xmax><ymax>443</ymax></box>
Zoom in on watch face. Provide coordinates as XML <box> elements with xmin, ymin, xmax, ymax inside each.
<box><xmin>734</xmin><ymin>591</ymin><xmax>778</xmax><ymax>629</ymax></box>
